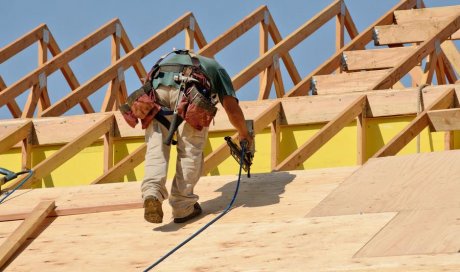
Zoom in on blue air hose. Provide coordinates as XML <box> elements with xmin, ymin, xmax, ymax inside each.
<box><xmin>0</xmin><ymin>169</ymin><xmax>34</xmax><ymax>204</ymax></box>
<box><xmin>143</xmin><ymin>143</ymin><xmax>247</xmax><ymax>271</ymax></box>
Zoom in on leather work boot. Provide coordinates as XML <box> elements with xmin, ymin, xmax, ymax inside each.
<box><xmin>174</xmin><ymin>203</ymin><xmax>202</xmax><ymax>223</ymax></box>
<box><xmin>144</xmin><ymin>196</ymin><xmax>163</xmax><ymax>223</ymax></box>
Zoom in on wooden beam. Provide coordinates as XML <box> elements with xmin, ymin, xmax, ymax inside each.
<box><xmin>273</xmin><ymin>62</ymin><xmax>285</xmax><ymax>98</ymax></box>
<box><xmin>92</xmin><ymin>143</ymin><xmax>146</xmax><ymax>184</ymax></box>
<box><xmin>41</xmin><ymin>13</ymin><xmax>194</xmax><ymax>117</ymax></box>
<box><xmin>267</xmin><ymin>12</ymin><xmax>301</xmax><ymax>85</ymax></box>
<box><xmin>439</xmin><ymin>50</ymin><xmax>458</xmax><ymax>84</ymax></box>
<box><xmin>259</xmin><ymin>12</ymin><xmax>269</xmax><ymax>98</ymax></box>
<box><xmin>0</xmin><ymin>76</ymin><xmax>22</xmax><ymax>118</ymax></box>
<box><xmin>0</xmin><ymin>121</ymin><xmax>33</xmax><ymax>154</ymax></box>
<box><xmin>0</xmin><ymin>19</ymin><xmax>120</xmax><ymax>109</ymax></box>
<box><xmin>285</xmin><ymin>0</ymin><xmax>418</xmax><ymax>97</ymax></box>
<box><xmin>203</xmin><ymin>101</ymin><xmax>281</xmax><ymax>175</ymax></box>
<box><xmin>436</xmin><ymin>54</ymin><xmax>447</xmax><ymax>85</ymax></box>
<box><xmin>0</xmin><ymin>200</ymin><xmax>142</xmax><ymax>222</ymax></box>
<box><xmin>371</xmin><ymin>15</ymin><xmax>460</xmax><ymax>90</ymax></box>
<box><xmin>0</xmin><ymin>24</ymin><xmax>46</xmax><ymax>63</ymax></box>
<box><xmin>232</xmin><ymin>0</ymin><xmax>342</xmax><ymax>91</ymax></box>
<box><xmin>21</xmin><ymin>114</ymin><xmax>109</xmax><ymax>146</ymax></box>
<box><xmin>275</xmin><ymin>95</ymin><xmax>367</xmax><ymax>171</ymax></box>
<box><xmin>119</xmin><ymin>26</ymin><xmax>147</xmax><ymax>82</ymax></box>
<box><xmin>313</xmin><ymin>69</ymin><xmax>390</xmax><ymax>95</ymax></box>
<box><xmin>374</xmin><ymin>23</ymin><xmax>460</xmax><ymax>45</ymax></box>
<box><xmin>357</xmin><ymin>112</ymin><xmax>367</xmax><ymax>165</ymax></box>
<box><xmin>101</xmin><ymin>78</ymin><xmax>119</xmax><ymax>112</ymax></box>
<box><xmin>394</xmin><ymin>5</ymin><xmax>460</xmax><ymax>25</ymax></box>
<box><xmin>1</xmin><ymin>86</ymin><xmax>456</xmax><ymax>148</ymax></box>
<box><xmin>0</xmin><ymin>200</ymin><xmax>55</xmax><ymax>270</ymax></box>
<box><xmin>335</xmin><ymin>0</ymin><xmax>345</xmax><ymax>73</ymax></box>
<box><xmin>37</xmin><ymin>35</ymin><xmax>51</xmax><ymax>114</ymax></box>
<box><xmin>102</xmin><ymin>29</ymin><xmax>122</xmax><ymax>112</ymax></box>
<box><xmin>199</xmin><ymin>6</ymin><xmax>267</xmax><ymax>57</ymax></box>
<box><xmin>440</xmin><ymin>41</ymin><xmax>460</xmax><ymax>76</ymax></box>
<box><xmin>22</xmin><ymin>84</ymin><xmax>42</xmax><ymax>118</ymax></box>
<box><xmin>103</xmin><ymin>128</ymin><xmax>114</xmax><ymax>173</ymax></box>
<box><xmin>271</xmin><ymin>116</ymin><xmax>281</xmax><ymax>170</ymax></box>
<box><xmin>428</xmin><ymin>108</ymin><xmax>460</xmax><ymax>132</ymax></box>
<box><xmin>6</xmin><ymin>115</ymin><xmax>114</xmax><ymax>189</ymax></box>
<box><xmin>185</xmin><ymin>18</ymin><xmax>194</xmax><ymax>50</ymax></box>
<box><xmin>46</xmin><ymin>29</ymin><xmax>95</xmax><ymax>114</ymax></box>
<box><xmin>21</xmin><ymin>135</ymin><xmax>32</xmax><ymax>170</ymax></box>
<box><xmin>343</xmin><ymin>46</ymin><xmax>416</xmax><ymax>71</ymax></box>
<box><xmin>192</xmin><ymin>16</ymin><xmax>208</xmax><ymax>49</ymax></box>
<box><xmin>343</xmin><ymin>4</ymin><xmax>359</xmax><ymax>39</ymax></box>
<box><xmin>258</xmin><ymin>65</ymin><xmax>275</xmax><ymax>100</ymax></box>
<box><xmin>372</xmin><ymin>87</ymin><xmax>455</xmax><ymax>158</ymax></box>
<box><xmin>421</xmin><ymin>51</ymin><xmax>438</xmax><ymax>85</ymax></box>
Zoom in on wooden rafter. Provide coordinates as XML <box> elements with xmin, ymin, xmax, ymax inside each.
<box><xmin>267</xmin><ymin>12</ymin><xmax>302</xmax><ymax>85</ymax></box>
<box><xmin>119</xmin><ymin>26</ymin><xmax>147</xmax><ymax>82</ymax></box>
<box><xmin>344</xmin><ymin>4</ymin><xmax>359</xmax><ymax>39</ymax></box>
<box><xmin>271</xmin><ymin>116</ymin><xmax>281</xmax><ymax>170</ymax></box>
<box><xmin>91</xmin><ymin>143</ymin><xmax>146</xmax><ymax>184</ymax></box>
<box><xmin>372</xmin><ymin>87</ymin><xmax>455</xmax><ymax>158</ymax></box>
<box><xmin>0</xmin><ymin>76</ymin><xmax>21</xmax><ymax>118</ymax></box>
<box><xmin>46</xmin><ymin>27</ymin><xmax>95</xmax><ymax>114</ymax></box>
<box><xmin>0</xmin><ymin>200</ymin><xmax>55</xmax><ymax>270</ymax></box>
<box><xmin>374</xmin><ymin>23</ymin><xmax>460</xmax><ymax>46</ymax></box>
<box><xmin>41</xmin><ymin>13</ymin><xmax>195</xmax><ymax>117</ymax></box>
<box><xmin>0</xmin><ymin>200</ymin><xmax>142</xmax><ymax>222</ymax></box>
<box><xmin>199</xmin><ymin>6</ymin><xmax>268</xmax><ymax>58</ymax></box>
<box><xmin>285</xmin><ymin>0</ymin><xmax>418</xmax><ymax>97</ymax></box>
<box><xmin>428</xmin><ymin>108</ymin><xmax>460</xmax><ymax>132</ymax></box>
<box><xmin>258</xmin><ymin>65</ymin><xmax>275</xmax><ymax>99</ymax></box>
<box><xmin>0</xmin><ymin>24</ymin><xmax>47</xmax><ymax>63</ymax></box>
<box><xmin>192</xmin><ymin>17</ymin><xmax>208</xmax><ymax>49</ymax></box>
<box><xmin>336</xmin><ymin>0</ymin><xmax>345</xmax><ymax>73</ymax></box>
<box><xmin>274</xmin><ymin>95</ymin><xmax>367</xmax><ymax>171</ymax></box>
<box><xmin>232</xmin><ymin>0</ymin><xmax>342</xmax><ymax>92</ymax></box>
<box><xmin>1</xmin><ymin>86</ymin><xmax>455</xmax><ymax>148</ymax></box>
<box><xmin>371</xmin><ymin>15</ymin><xmax>460</xmax><ymax>90</ymax></box>
<box><xmin>357</xmin><ymin>111</ymin><xmax>367</xmax><ymax>164</ymax></box>
<box><xmin>343</xmin><ymin>46</ymin><xmax>416</xmax><ymax>71</ymax></box>
<box><xmin>0</xmin><ymin>19</ymin><xmax>121</xmax><ymax>110</ymax></box>
<box><xmin>199</xmin><ymin>5</ymin><xmax>301</xmax><ymax>96</ymax></box>
<box><xmin>0</xmin><ymin>120</ymin><xmax>33</xmax><ymax>154</ymax></box>
<box><xmin>5</xmin><ymin>114</ymin><xmax>114</xmax><ymax>189</ymax></box>
<box><xmin>440</xmin><ymin>41</ymin><xmax>460</xmax><ymax>76</ymax></box>
<box><xmin>439</xmin><ymin>50</ymin><xmax>458</xmax><ymax>83</ymax></box>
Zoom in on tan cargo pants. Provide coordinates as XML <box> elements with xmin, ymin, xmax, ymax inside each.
<box><xmin>141</xmin><ymin>85</ymin><xmax>208</xmax><ymax>218</ymax></box>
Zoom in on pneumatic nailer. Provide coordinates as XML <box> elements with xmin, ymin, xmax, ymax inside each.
<box><xmin>224</xmin><ymin>120</ymin><xmax>255</xmax><ymax>178</ymax></box>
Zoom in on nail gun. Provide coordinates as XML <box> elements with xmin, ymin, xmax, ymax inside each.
<box><xmin>225</xmin><ymin>120</ymin><xmax>255</xmax><ymax>178</ymax></box>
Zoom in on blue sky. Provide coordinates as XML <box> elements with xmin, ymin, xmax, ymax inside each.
<box><xmin>1</xmin><ymin>0</ymin><xmax>459</xmax><ymax>118</ymax></box>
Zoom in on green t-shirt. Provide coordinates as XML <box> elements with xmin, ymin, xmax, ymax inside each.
<box><xmin>151</xmin><ymin>53</ymin><xmax>236</xmax><ymax>103</ymax></box>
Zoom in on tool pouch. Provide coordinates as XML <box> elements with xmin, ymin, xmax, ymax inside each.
<box><xmin>177</xmin><ymin>85</ymin><xmax>217</xmax><ymax>131</ymax></box>
<box><xmin>120</xmin><ymin>84</ymin><xmax>161</xmax><ymax>129</ymax></box>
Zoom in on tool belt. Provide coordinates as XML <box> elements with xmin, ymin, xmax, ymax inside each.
<box><xmin>178</xmin><ymin>83</ymin><xmax>217</xmax><ymax>131</ymax></box>
<box><xmin>119</xmin><ymin>84</ymin><xmax>161</xmax><ymax>129</ymax></box>
<box><xmin>120</xmin><ymin>49</ymin><xmax>217</xmax><ymax>131</ymax></box>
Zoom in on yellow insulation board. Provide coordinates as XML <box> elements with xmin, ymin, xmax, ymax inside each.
<box><xmin>0</xmin><ymin>116</ymin><xmax>457</xmax><ymax>187</ymax></box>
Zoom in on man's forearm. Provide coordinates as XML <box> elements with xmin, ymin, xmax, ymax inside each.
<box><xmin>222</xmin><ymin>96</ymin><xmax>249</xmax><ymax>138</ymax></box>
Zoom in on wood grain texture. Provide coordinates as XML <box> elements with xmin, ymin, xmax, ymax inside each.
<box><xmin>309</xmin><ymin>150</ymin><xmax>460</xmax><ymax>217</ymax></box>
<box><xmin>313</xmin><ymin>69</ymin><xmax>390</xmax><ymax>94</ymax></box>
<box><xmin>2</xmin><ymin>164</ymin><xmax>460</xmax><ymax>271</ymax></box>
<box><xmin>428</xmin><ymin>108</ymin><xmax>460</xmax><ymax>132</ymax></box>
<box><xmin>0</xmin><ymin>200</ymin><xmax>55</xmax><ymax>269</ymax></box>
<box><xmin>356</xmin><ymin>208</ymin><xmax>460</xmax><ymax>257</ymax></box>
<box><xmin>344</xmin><ymin>47</ymin><xmax>416</xmax><ymax>71</ymax></box>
